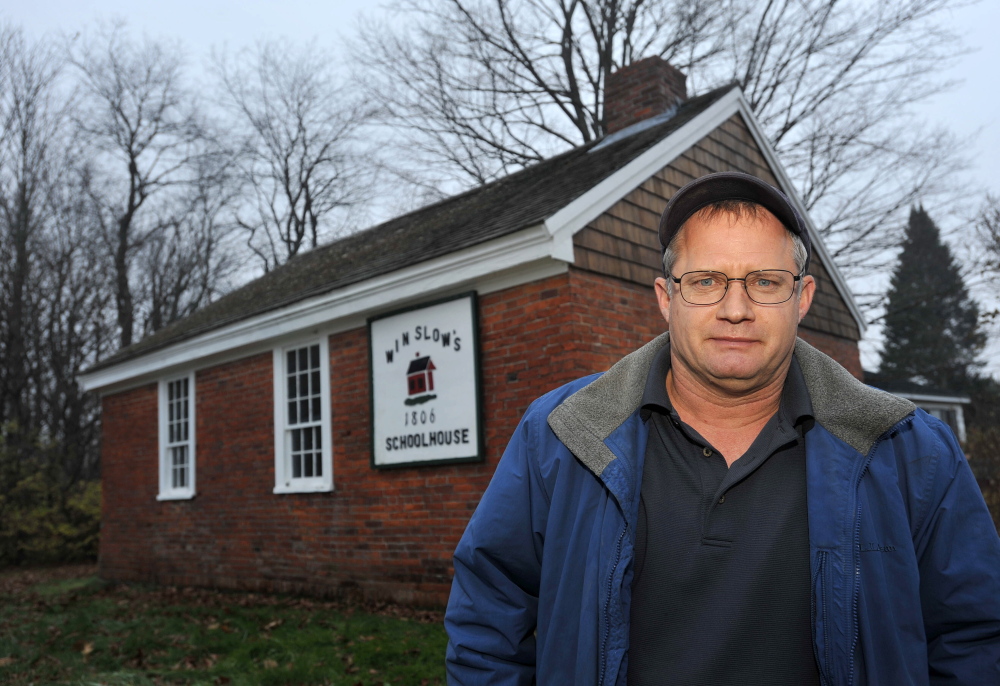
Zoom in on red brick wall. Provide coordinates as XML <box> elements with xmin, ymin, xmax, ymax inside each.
<box><xmin>99</xmin><ymin>267</ymin><xmax>860</xmax><ymax>605</ymax></box>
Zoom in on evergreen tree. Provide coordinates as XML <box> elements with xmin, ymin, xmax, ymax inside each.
<box><xmin>879</xmin><ymin>206</ymin><xmax>984</xmax><ymax>388</ymax></box>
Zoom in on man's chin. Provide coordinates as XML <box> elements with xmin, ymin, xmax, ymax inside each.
<box><xmin>704</xmin><ymin>357</ymin><xmax>769</xmax><ymax>386</ymax></box>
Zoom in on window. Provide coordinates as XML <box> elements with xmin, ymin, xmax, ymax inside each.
<box><xmin>273</xmin><ymin>339</ymin><xmax>333</xmax><ymax>493</ymax></box>
<box><xmin>158</xmin><ymin>373</ymin><xmax>196</xmax><ymax>500</ymax></box>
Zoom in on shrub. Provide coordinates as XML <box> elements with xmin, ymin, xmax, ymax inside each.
<box><xmin>0</xmin><ymin>433</ymin><xmax>100</xmax><ymax>567</ymax></box>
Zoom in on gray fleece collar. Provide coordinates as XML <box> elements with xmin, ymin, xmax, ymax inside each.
<box><xmin>546</xmin><ymin>334</ymin><xmax>915</xmax><ymax>478</ymax></box>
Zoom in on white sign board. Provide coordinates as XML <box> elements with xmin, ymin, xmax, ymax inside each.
<box><xmin>368</xmin><ymin>293</ymin><xmax>483</xmax><ymax>468</ymax></box>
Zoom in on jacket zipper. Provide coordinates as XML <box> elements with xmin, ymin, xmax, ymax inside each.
<box><xmin>599</xmin><ymin>525</ymin><xmax>627</xmax><ymax>686</ymax></box>
<box><xmin>813</xmin><ymin>549</ymin><xmax>829</xmax><ymax>686</ymax></box>
<box><xmin>847</xmin><ymin>418</ymin><xmax>912</xmax><ymax>685</ymax></box>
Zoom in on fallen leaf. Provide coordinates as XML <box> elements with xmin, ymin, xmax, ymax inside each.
<box><xmin>263</xmin><ymin>619</ymin><xmax>283</xmax><ymax>631</ymax></box>
<box><xmin>80</xmin><ymin>642</ymin><xmax>94</xmax><ymax>657</ymax></box>
<box><xmin>207</xmin><ymin>622</ymin><xmax>220</xmax><ymax>630</ymax></box>
<box><xmin>263</xmin><ymin>659</ymin><xmax>278</xmax><ymax>669</ymax></box>
<box><xmin>0</xmin><ymin>657</ymin><xmax>13</xmax><ymax>667</ymax></box>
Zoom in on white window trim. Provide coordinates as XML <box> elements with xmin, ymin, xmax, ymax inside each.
<box><xmin>273</xmin><ymin>338</ymin><xmax>334</xmax><ymax>494</ymax></box>
<box><xmin>157</xmin><ymin>372</ymin><xmax>196</xmax><ymax>500</ymax></box>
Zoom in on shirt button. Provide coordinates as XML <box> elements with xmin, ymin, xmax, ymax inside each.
<box><xmin>703</xmin><ymin>447</ymin><xmax>713</xmax><ymax>457</ymax></box>
<box><xmin>718</xmin><ymin>495</ymin><xmax>726</xmax><ymax>504</ymax></box>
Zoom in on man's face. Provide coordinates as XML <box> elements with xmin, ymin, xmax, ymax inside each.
<box><xmin>653</xmin><ymin>208</ymin><xmax>815</xmax><ymax>395</ymax></box>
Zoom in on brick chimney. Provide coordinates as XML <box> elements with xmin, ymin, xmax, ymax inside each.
<box><xmin>604</xmin><ymin>57</ymin><xmax>687</xmax><ymax>135</ymax></box>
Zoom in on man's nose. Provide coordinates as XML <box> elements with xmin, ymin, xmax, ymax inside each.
<box><xmin>716</xmin><ymin>278</ymin><xmax>755</xmax><ymax>322</ymax></box>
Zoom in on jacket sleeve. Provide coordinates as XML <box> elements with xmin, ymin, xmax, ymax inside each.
<box><xmin>445</xmin><ymin>404</ymin><xmax>551</xmax><ymax>685</ymax></box>
<box><xmin>910</xmin><ymin>415</ymin><xmax>1000</xmax><ymax>684</ymax></box>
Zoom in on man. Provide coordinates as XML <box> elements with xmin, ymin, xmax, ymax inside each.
<box><xmin>445</xmin><ymin>172</ymin><xmax>1000</xmax><ymax>685</ymax></box>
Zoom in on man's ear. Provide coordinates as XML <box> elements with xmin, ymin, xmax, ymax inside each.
<box><xmin>654</xmin><ymin>277</ymin><xmax>672</xmax><ymax>327</ymax></box>
<box><xmin>797</xmin><ymin>274</ymin><xmax>816</xmax><ymax>323</ymax></box>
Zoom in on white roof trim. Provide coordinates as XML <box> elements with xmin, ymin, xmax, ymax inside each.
<box><xmin>83</xmin><ymin>87</ymin><xmax>865</xmax><ymax>391</ymax></box>
<box><xmin>80</xmin><ymin>224</ymin><xmax>568</xmax><ymax>392</ymax></box>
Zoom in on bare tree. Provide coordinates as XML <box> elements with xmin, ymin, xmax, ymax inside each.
<box><xmin>357</xmin><ymin>0</ymin><xmax>729</xmax><ymax>189</ymax></box>
<box><xmin>0</xmin><ymin>26</ymin><xmax>110</xmax><ymax>560</ymax></box>
<box><xmin>214</xmin><ymin>39</ymin><xmax>376</xmax><ymax>271</ymax></box>
<box><xmin>354</xmin><ymin>0</ymin><xmax>967</xmax><ymax>281</ymax></box>
<box><xmin>0</xmin><ymin>25</ymin><xmax>66</xmax><ymax>440</ymax></box>
<box><xmin>979</xmin><ymin>194</ymin><xmax>1000</xmax><ymax>280</ymax></box>
<box><xmin>138</xmin><ymin>148</ymin><xmax>241</xmax><ymax>336</ymax></box>
<box><xmin>35</xmin><ymin>161</ymin><xmax>114</xmax><ymax>485</ymax></box>
<box><xmin>69</xmin><ymin>23</ymin><xmax>204</xmax><ymax>348</ymax></box>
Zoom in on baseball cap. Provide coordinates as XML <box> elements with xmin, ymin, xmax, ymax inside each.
<box><xmin>657</xmin><ymin>171</ymin><xmax>812</xmax><ymax>272</ymax></box>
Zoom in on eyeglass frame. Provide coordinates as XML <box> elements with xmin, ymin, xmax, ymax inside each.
<box><xmin>669</xmin><ymin>269</ymin><xmax>805</xmax><ymax>306</ymax></box>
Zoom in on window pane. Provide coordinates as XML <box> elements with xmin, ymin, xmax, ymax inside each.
<box><xmin>304</xmin><ymin>454</ymin><xmax>314</xmax><ymax>477</ymax></box>
<box><xmin>310</xmin><ymin>344</ymin><xmax>320</xmax><ymax>369</ymax></box>
<box><xmin>298</xmin><ymin>348</ymin><xmax>308</xmax><ymax>371</ymax></box>
<box><xmin>292</xmin><ymin>429</ymin><xmax>301</xmax><ymax>452</ymax></box>
<box><xmin>314</xmin><ymin>426</ymin><xmax>322</xmax><ymax>449</ymax></box>
<box><xmin>292</xmin><ymin>453</ymin><xmax>302</xmax><ymax>479</ymax></box>
<box><xmin>312</xmin><ymin>397</ymin><xmax>321</xmax><ymax>422</ymax></box>
<box><xmin>289</xmin><ymin>400</ymin><xmax>298</xmax><ymax>424</ymax></box>
<box><xmin>304</xmin><ymin>429</ymin><xmax>313</xmax><ymax>450</ymax></box>
<box><xmin>171</xmin><ymin>446</ymin><xmax>188</xmax><ymax>489</ymax></box>
<box><xmin>287</xmin><ymin>350</ymin><xmax>296</xmax><ymax>374</ymax></box>
<box><xmin>311</xmin><ymin>371</ymin><xmax>320</xmax><ymax>396</ymax></box>
<box><xmin>288</xmin><ymin>375</ymin><xmax>297</xmax><ymax>399</ymax></box>
<box><xmin>300</xmin><ymin>399</ymin><xmax>309</xmax><ymax>423</ymax></box>
<box><xmin>300</xmin><ymin>373</ymin><xmax>309</xmax><ymax>396</ymax></box>
<box><xmin>315</xmin><ymin>454</ymin><xmax>322</xmax><ymax>477</ymax></box>
<box><xmin>173</xmin><ymin>464</ymin><xmax>187</xmax><ymax>490</ymax></box>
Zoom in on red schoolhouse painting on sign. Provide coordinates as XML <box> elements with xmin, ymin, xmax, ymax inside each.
<box><xmin>406</xmin><ymin>355</ymin><xmax>436</xmax><ymax>404</ymax></box>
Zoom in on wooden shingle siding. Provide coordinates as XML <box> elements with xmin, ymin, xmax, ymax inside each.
<box><xmin>573</xmin><ymin>112</ymin><xmax>860</xmax><ymax>341</ymax></box>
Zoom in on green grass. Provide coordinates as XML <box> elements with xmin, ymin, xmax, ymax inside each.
<box><xmin>0</xmin><ymin>566</ymin><xmax>447</xmax><ymax>686</ymax></box>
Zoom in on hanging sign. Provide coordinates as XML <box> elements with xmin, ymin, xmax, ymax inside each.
<box><xmin>368</xmin><ymin>292</ymin><xmax>483</xmax><ymax>468</ymax></box>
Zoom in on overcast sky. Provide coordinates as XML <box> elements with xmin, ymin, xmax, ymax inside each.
<box><xmin>8</xmin><ymin>0</ymin><xmax>1000</xmax><ymax>373</ymax></box>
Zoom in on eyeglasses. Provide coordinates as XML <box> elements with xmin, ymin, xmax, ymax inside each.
<box><xmin>670</xmin><ymin>270</ymin><xmax>803</xmax><ymax>305</ymax></box>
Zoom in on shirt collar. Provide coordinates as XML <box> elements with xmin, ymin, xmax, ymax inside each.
<box><xmin>640</xmin><ymin>342</ymin><xmax>674</xmax><ymax>422</ymax></box>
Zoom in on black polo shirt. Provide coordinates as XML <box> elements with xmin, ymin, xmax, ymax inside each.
<box><xmin>628</xmin><ymin>344</ymin><xmax>821</xmax><ymax>686</ymax></box>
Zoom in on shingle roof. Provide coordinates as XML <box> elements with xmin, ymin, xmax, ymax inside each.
<box><xmin>92</xmin><ymin>85</ymin><xmax>736</xmax><ymax>372</ymax></box>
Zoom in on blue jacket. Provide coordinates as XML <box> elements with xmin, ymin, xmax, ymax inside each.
<box><xmin>445</xmin><ymin>335</ymin><xmax>1000</xmax><ymax>685</ymax></box>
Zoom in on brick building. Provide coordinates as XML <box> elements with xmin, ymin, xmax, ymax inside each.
<box><xmin>80</xmin><ymin>58</ymin><xmax>866</xmax><ymax>607</ymax></box>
